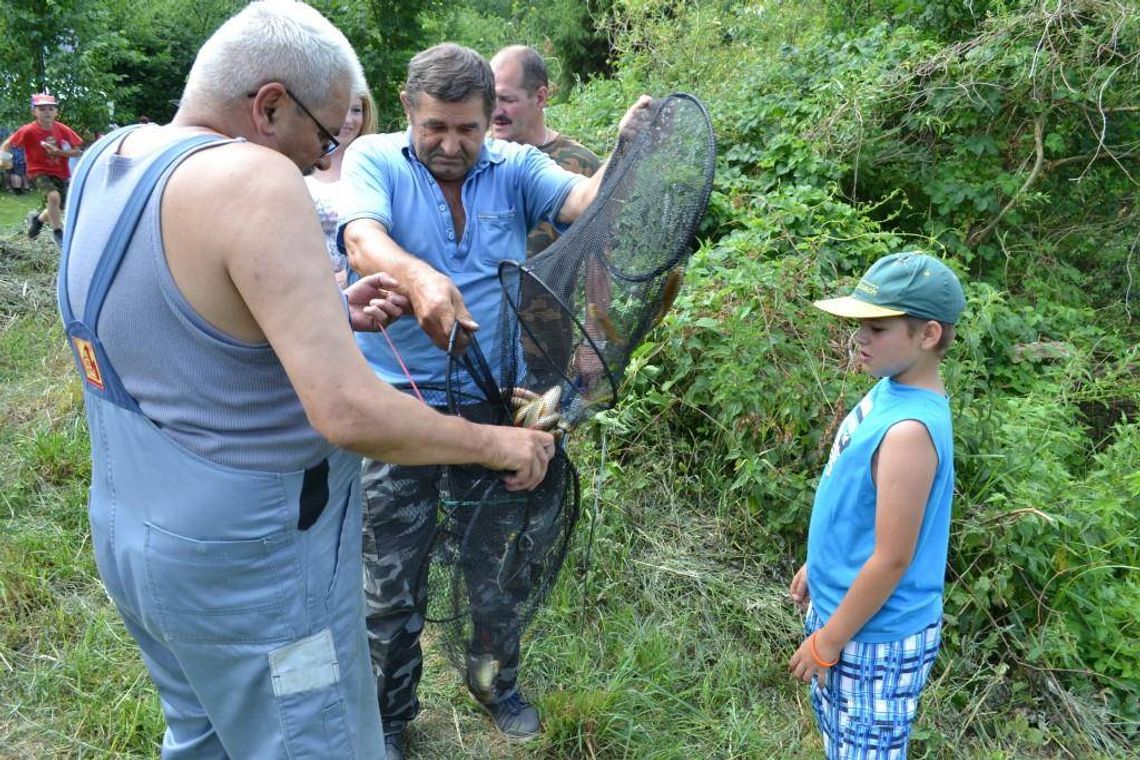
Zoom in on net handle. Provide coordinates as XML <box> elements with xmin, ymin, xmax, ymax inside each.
<box><xmin>446</xmin><ymin>321</ymin><xmax>510</xmax><ymax>418</ymax></box>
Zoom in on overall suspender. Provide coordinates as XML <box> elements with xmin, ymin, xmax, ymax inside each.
<box><xmin>57</xmin><ymin>129</ymin><xmax>223</xmax><ymax>411</ymax></box>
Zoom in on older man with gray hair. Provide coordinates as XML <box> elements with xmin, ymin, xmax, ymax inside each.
<box><xmin>59</xmin><ymin>5</ymin><xmax>555</xmax><ymax>759</ymax></box>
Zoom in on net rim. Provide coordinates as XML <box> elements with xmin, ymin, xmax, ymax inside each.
<box><xmin>530</xmin><ymin>92</ymin><xmax>716</xmax><ymax>284</ymax></box>
<box><xmin>498</xmin><ymin>258</ymin><xmax>620</xmax><ymax>410</ymax></box>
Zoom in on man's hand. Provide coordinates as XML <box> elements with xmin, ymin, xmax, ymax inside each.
<box><xmin>789</xmin><ymin>563</ymin><xmax>810</xmax><ymax>613</ymax></box>
<box><xmin>407</xmin><ymin>266</ymin><xmax>479</xmax><ymax>350</ymax></box>
<box><xmin>345</xmin><ymin>272</ymin><xmax>409</xmax><ymax>332</ymax></box>
<box><xmin>618</xmin><ymin>95</ymin><xmax>654</xmax><ymax>136</ymax></box>
<box><xmin>482</xmin><ymin>426</ymin><xmax>555</xmax><ymax>491</ymax></box>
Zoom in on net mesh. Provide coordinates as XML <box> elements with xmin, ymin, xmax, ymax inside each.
<box><xmin>428</xmin><ymin>93</ymin><xmax>715</xmax><ymax>683</ymax></box>
<box><xmin>500</xmin><ymin>93</ymin><xmax>716</xmax><ymax>424</ymax></box>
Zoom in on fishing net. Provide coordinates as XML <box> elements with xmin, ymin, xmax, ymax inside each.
<box><xmin>499</xmin><ymin>93</ymin><xmax>715</xmax><ymax>422</ymax></box>
<box><xmin>427</xmin><ymin>93</ymin><xmax>715</xmax><ymax>687</ymax></box>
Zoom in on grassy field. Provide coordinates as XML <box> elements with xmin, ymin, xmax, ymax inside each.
<box><xmin>0</xmin><ymin>191</ymin><xmax>1127</xmax><ymax>759</ymax></box>
<box><xmin>0</xmin><ymin>192</ymin><xmax>38</xmax><ymax>227</ymax></box>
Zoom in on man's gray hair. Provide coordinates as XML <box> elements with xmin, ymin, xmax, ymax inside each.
<box><xmin>405</xmin><ymin>44</ymin><xmax>495</xmax><ymax>119</ymax></box>
<box><xmin>496</xmin><ymin>45</ymin><xmax>549</xmax><ymax>94</ymax></box>
<box><xmin>182</xmin><ymin>0</ymin><xmax>365</xmax><ymax>111</ymax></box>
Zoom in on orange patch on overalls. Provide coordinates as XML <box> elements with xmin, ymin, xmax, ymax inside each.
<box><xmin>72</xmin><ymin>337</ymin><xmax>105</xmax><ymax>391</ymax></box>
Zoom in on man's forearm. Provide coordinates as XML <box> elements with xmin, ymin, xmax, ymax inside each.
<box><xmin>322</xmin><ymin>375</ymin><xmax>495</xmax><ymax>464</ymax></box>
<box><xmin>556</xmin><ymin>156</ymin><xmax>610</xmax><ymax>224</ymax></box>
<box><xmin>344</xmin><ymin>221</ymin><xmax>433</xmax><ymax>298</ymax></box>
<box><xmin>343</xmin><ymin>219</ymin><xmax>476</xmax><ymax>348</ymax></box>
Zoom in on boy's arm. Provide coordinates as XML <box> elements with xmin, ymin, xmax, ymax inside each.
<box><xmin>789</xmin><ymin>419</ymin><xmax>937</xmax><ymax>683</ymax></box>
<box><xmin>789</xmin><ymin>563</ymin><xmax>810</xmax><ymax>612</ymax></box>
<box><xmin>1</xmin><ymin>129</ymin><xmax>20</xmax><ymax>153</ymax></box>
<box><xmin>48</xmin><ymin>127</ymin><xmax>83</xmax><ymax>158</ymax></box>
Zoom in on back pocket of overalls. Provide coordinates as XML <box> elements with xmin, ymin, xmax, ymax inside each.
<box><xmin>144</xmin><ymin>523</ymin><xmax>297</xmax><ymax>644</ymax></box>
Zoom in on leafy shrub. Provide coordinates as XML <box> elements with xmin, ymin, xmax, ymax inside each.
<box><xmin>590</xmin><ymin>0</ymin><xmax>1140</xmax><ymax>749</ymax></box>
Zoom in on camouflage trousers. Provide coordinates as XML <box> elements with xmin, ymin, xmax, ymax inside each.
<box><xmin>361</xmin><ymin>458</ymin><xmax>531</xmax><ymax>734</ymax></box>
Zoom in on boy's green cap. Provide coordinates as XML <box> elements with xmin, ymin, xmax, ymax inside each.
<box><xmin>813</xmin><ymin>252</ymin><xmax>965</xmax><ymax>324</ymax></box>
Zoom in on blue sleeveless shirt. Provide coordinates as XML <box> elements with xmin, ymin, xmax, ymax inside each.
<box><xmin>806</xmin><ymin>378</ymin><xmax>955</xmax><ymax>642</ymax></box>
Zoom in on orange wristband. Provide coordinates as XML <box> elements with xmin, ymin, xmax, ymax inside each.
<box><xmin>810</xmin><ymin>632</ymin><xmax>840</xmax><ymax>668</ymax></box>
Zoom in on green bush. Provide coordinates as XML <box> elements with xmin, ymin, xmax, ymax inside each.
<box><xmin>589</xmin><ymin>0</ymin><xmax>1140</xmax><ymax>750</ymax></box>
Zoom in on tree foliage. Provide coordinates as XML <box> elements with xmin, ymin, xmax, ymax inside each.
<box><xmin>816</xmin><ymin>0</ymin><xmax>1140</xmax><ymax>295</ymax></box>
<box><xmin>308</xmin><ymin>0</ymin><xmax>443</xmax><ymax>129</ymax></box>
<box><xmin>100</xmin><ymin>0</ymin><xmax>242</xmax><ymax>125</ymax></box>
<box><xmin>0</xmin><ymin>0</ymin><xmax>619</xmax><ymax>132</ymax></box>
<box><xmin>0</xmin><ymin>0</ymin><xmax>444</xmax><ymax>132</ymax></box>
<box><xmin>0</xmin><ymin>0</ymin><xmax>129</xmax><ymax>131</ymax></box>
<box><xmin>427</xmin><ymin>0</ymin><xmax>615</xmax><ymax>98</ymax></box>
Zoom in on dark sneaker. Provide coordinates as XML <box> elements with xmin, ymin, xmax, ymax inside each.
<box><xmin>25</xmin><ymin>210</ymin><xmax>43</xmax><ymax>239</ymax></box>
<box><xmin>476</xmin><ymin>689</ymin><xmax>540</xmax><ymax>741</ymax></box>
<box><xmin>383</xmin><ymin>730</ymin><xmax>405</xmax><ymax>760</ymax></box>
<box><xmin>52</xmin><ymin>229</ymin><xmax>63</xmax><ymax>247</ymax></box>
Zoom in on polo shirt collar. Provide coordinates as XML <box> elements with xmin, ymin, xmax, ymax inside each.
<box><xmin>400</xmin><ymin>129</ymin><xmax>506</xmax><ymax>178</ymax></box>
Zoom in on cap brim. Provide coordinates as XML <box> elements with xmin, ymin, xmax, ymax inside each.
<box><xmin>812</xmin><ymin>296</ymin><xmax>906</xmax><ymax>319</ymax></box>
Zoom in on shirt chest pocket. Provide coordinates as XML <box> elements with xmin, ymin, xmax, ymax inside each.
<box><xmin>474</xmin><ymin>208</ymin><xmax>521</xmax><ymax>264</ymax></box>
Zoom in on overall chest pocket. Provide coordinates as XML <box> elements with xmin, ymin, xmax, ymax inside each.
<box><xmin>475</xmin><ymin>208</ymin><xmax>520</xmax><ymax>264</ymax></box>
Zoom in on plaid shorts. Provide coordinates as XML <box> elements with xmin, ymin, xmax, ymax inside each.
<box><xmin>804</xmin><ymin>605</ymin><xmax>941</xmax><ymax>760</ymax></box>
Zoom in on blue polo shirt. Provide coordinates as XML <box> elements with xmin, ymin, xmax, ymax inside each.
<box><xmin>339</xmin><ymin>131</ymin><xmax>584</xmax><ymax>393</ymax></box>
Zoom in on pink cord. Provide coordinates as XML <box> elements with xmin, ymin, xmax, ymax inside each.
<box><xmin>378</xmin><ymin>322</ymin><xmax>425</xmax><ymax>404</ymax></box>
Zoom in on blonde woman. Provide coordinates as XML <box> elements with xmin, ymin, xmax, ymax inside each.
<box><xmin>306</xmin><ymin>90</ymin><xmax>375</xmax><ymax>285</ymax></box>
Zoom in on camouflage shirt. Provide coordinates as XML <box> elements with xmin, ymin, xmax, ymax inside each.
<box><xmin>527</xmin><ymin>133</ymin><xmax>601</xmax><ymax>257</ymax></box>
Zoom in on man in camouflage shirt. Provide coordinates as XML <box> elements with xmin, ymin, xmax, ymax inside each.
<box><xmin>490</xmin><ymin>45</ymin><xmax>607</xmax><ymax>379</ymax></box>
<box><xmin>491</xmin><ymin>45</ymin><xmax>601</xmax><ymax>256</ymax></box>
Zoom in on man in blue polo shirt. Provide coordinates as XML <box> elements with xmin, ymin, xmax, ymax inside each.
<box><xmin>339</xmin><ymin>43</ymin><xmax>648</xmax><ymax>759</ymax></box>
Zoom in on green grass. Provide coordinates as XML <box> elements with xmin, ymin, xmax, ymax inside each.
<box><xmin>0</xmin><ymin>193</ymin><xmax>1129</xmax><ymax>759</ymax></box>
<box><xmin>0</xmin><ymin>191</ymin><xmax>39</xmax><ymax>227</ymax></box>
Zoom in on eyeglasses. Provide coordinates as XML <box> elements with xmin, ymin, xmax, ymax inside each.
<box><xmin>248</xmin><ymin>87</ymin><xmax>340</xmax><ymax>158</ymax></box>
<box><xmin>285</xmin><ymin>88</ymin><xmax>340</xmax><ymax>158</ymax></box>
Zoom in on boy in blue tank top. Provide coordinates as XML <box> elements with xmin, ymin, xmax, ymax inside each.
<box><xmin>788</xmin><ymin>252</ymin><xmax>966</xmax><ymax>759</ymax></box>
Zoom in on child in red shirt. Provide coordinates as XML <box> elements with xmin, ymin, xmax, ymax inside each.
<box><xmin>0</xmin><ymin>93</ymin><xmax>83</xmax><ymax>245</ymax></box>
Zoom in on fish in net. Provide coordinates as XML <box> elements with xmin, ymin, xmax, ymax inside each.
<box><xmin>426</xmin><ymin>93</ymin><xmax>715</xmax><ymax>690</ymax></box>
